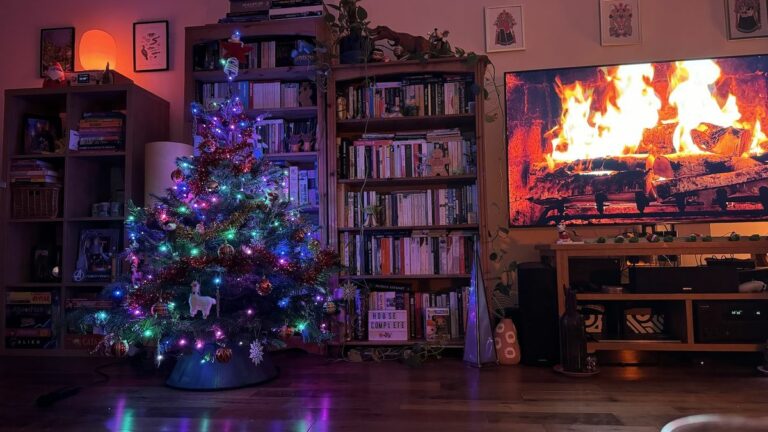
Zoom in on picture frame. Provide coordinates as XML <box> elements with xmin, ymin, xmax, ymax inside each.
<box><xmin>484</xmin><ymin>5</ymin><xmax>525</xmax><ymax>52</ymax></box>
<box><xmin>725</xmin><ymin>0</ymin><xmax>768</xmax><ymax>40</ymax></box>
<box><xmin>23</xmin><ymin>115</ymin><xmax>60</xmax><ymax>154</ymax></box>
<box><xmin>40</xmin><ymin>27</ymin><xmax>74</xmax><ymax>78</ymax></box>
<box><xmin>599</xmin><ymin>0</ymin><xmax>642</xmax><ymax>46</ymax></box>
<box><xmin>73</xmin><ymin>228</ymin><xmax>120</xmax><ymax>282</ymax></box>
<box><xmin>133</xmin><ymin>20</ymin><xmax>169</xmax><ymax>72</ymax></box>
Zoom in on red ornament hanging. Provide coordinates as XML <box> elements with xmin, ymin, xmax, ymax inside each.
<box><xmin>215</xmin><ymin>347</ymin><xmax>233</xmax><ymax>363</ymax></box>
<box><xmin>171</xmin><ymin>169</ymin><xmax>184</xmax><ymax>183</ymax></box>
<box><xmin>111</xmin><ymin>340</ymin><xmax>129</xmax><ymax>358</ymax></box>
<box><xmin>151</xmin><ymin>301</ymin><xmax>169</xmax><ymax>317</ymax></box>
<box><xmin>201</xmin><ymin>139</ymin><xmax>217</xmax><ymax>153</ymax></box>
<box><xmin>218</xmin><ymin>243</ymin><xmax>235</xmax><ymax>258</ymax></box>
<box><xmin>257</xmin><ymin>277</ymin><xmax>273</xmax><ymax>296</ymax></box>
<box><xmin>278</xmin><ymin>325</ymin><xmax>293</xmax><ymax>339</ymax></box>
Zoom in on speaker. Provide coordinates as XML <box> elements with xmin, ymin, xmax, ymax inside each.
<box><xmin>629</xmin><ymin>266</ymin><xmax>739</xmax><ymax>293</ymax></box>
<box><xmin>695</xmin><ymin>301</ymin><xmax>768</xmax><ymax>343</ymax></box>
<box><xmin>517</xmin><ymin>262</ymin><xmax>559</xmax><ymax>366</ymax></box>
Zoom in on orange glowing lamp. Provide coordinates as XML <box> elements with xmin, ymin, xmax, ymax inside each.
<box><xmin>79</xmin><ymin>30</ymin><xmax>117</xmax><ymax>70</ymax></box>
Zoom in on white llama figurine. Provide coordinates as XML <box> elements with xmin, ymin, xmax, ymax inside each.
<box><xmin>189</xmin><ymin>281</ymin><xmax>216</xmax><ymax>319</ymax></box>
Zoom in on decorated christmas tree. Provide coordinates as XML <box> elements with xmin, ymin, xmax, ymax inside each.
<box><xmin>83</xmin><ymin>48</ymin><xmax>338</xmax><ymax>387</ymax></box>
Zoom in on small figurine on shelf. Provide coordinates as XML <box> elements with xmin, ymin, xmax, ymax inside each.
<box><xmin>220</xmin><ymin>31</ymin><xmax>252</xmax><ymax>64</ymax></box>
<box><xmin>298</xmin><ymin>82</ymin><xmax>314</xmax><ymax>107</ymax></box>
<box><xmin>556</xmin><ymin>222</ymin><xmax>572</xmax><ymax>244</ymax></box>
<box><xmin>101</xmin><ymin>62</ymin><xmax>114</xmax><ymax>85</ymax></box>
<box><xmin>42</xmin><ymin>62</ymin><xmax>68</xmax><ymax>88</ymax></box>
<box><xmin>291</xmin><ymin>40</ymin><xmax>316</xmax><ymax>66</ymax></box>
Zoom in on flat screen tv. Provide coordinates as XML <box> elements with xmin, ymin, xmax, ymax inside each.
<box><xmin>506</xmin><ymin>54</ymin><xmax>768</xmax><ymax>226</ymax></box>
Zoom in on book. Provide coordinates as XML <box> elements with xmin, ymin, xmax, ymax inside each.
<box><xmin>269</xmin><ymin>5</ymin><xmax>323</xmax><ymax>18</ymax></box>
<box><xmin>230</xmin><ymin>0</ymin><xmax>271</xmax><ymax>14</ymax></box>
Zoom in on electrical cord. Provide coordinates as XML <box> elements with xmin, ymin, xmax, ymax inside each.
<box><xmin>35</xmin><ymin>359</ymin><xmax>125</xmax><ymax>408</ymax></box>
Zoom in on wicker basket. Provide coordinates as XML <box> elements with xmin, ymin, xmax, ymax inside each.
<box><xmin>12</xmin><ymin>186</ymin><xmax>61</xmax><ymax>219</ymax></box>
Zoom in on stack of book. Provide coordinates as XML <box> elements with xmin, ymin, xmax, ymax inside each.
<box><xmin>350</xmin><ymin>283</ymin><xmax>469</xmax><ymax>342</ymax></box>
<box><xmin>220</xmin><ymin>0</ymin><xmax>271</xmax><ymax>23</ymax></box>
<box><xmin>250</xmin><ymin>81</ymin><xmax>305</xmax><ymax>108</ymax></box>
<box><xmin>10</xmin><ymin>159</ymin><xmax>60</xmax><ymax>186</ymax></box>
<box><xmin>340</xmin><ymin>231</ymin><xmax>475</xmax><ymax>276</ymax></box>
<box><xmin>283</xmin><ymin>166</ymin><xmax>318</xmax><ymax>207</ymax></box>
<box><xmin>269</xmin><ymin>0</ymin><xmax>323</xmax><ymax>20</ymax></box>
<box><xmin>338</xmin><ymin>129</ymin><xmax>475</xmax><ymax>180</ymax></box>
<box><xmin>64</xmin><ymin>295</ymin><xmax>111</xmax><ymax>349</ymax></box>
<box><xmin>193</xmin><ymin>38</ymin><xmax>307</xmax><ymax>71</ymax></box>
<box><xmin>4</xmin><ymin>291</ymin><xmax>59</xmax><ymax>349</ymax></box>
<box><xmin>77</xmin><ymin>112</ymin><xmax>125</xmax><ymax>151</ymax></box>
<box><xmin>343</xmin><ymin>185</ymin><xmax>478</xmax><ymax>228</ymax></box>
<box><xmin>342</xmin><ymin>74</ymin><xmax>474</xmax><ymax>119</ymax></box>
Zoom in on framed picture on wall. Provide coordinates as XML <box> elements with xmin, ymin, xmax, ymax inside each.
<box><xmin>40</xmin><ymin>27</ymin><xmax>74</xmax><ymax>77</ymax></box>
<box><xmin>133</xmin><ymin>20</ymin><xmax>169</xmax><ymax>72</ymax></box>
<box><xmin>726</xmin><ymin>0</ymin><xmax>768</xmax><ymax>40</ymax></box>
<box><xmin>485</xmin><ymin>5</ymin><xmax>525</xmax><ymax>52</ymax></box>
<box><xmin>599</xmin><ymin>0</ymin><xmax>641</xmax><ymax>46</ymax></box>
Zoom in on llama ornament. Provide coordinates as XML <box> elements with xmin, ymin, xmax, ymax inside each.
<box><xmin>189</xmin><ymin>281</ymin><xmax>217</xmax><ymax>319</ymax></box>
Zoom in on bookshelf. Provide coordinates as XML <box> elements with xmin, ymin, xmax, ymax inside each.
<box><xmin>327</xmin><ymin>57</ymin><xmax>489</xmax><ymax>347</ymax></box>
<box><xmin>184</xmin><ymin>18</ymin><xmax>330</xmax><ymax>245</ymax></box>
<box><xmin>1</xmin><ymin>83</ymin><xmax>168</xmax><ymax>356</ymax></box>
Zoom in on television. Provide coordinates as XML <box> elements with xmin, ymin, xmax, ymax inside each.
<box><xmin>505</xmin><ymin>54</ymin><xmax>768</xmax><ymax>226</ymax></box>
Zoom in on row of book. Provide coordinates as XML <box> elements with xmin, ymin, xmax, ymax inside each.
<box><xmin>283</xmin><ymin>166</ymin><xmax>319</xmax><ymax>207</ymax></box>
<box><xmin>349</xmin><ymin>284</ymin><xmax>470</xmax><ymax>342</ymax></box>
<box><xmin>199</xmin><ymin>81</ymin><xmax>311</xmax><ymax>111</ymax></box>
<box><xmin>5</xmin><ymin>291</ymin><xmax>58</xmax><ymax>349</ymax></box>
<box><xmin>76</xmin><ymin>112</ymin><xmax>125</xmax><ymax>150</ymax></box>
<box><xmin>343</xmin><ymin>185</ymin><xmax>478</xmax><ymax>228</ymax></box>
<box><xmin>340</xmin><ymin>232</ymin><xmax>475</xmax><ymax>276</ymax></box>
<box><xmin>338</xmin><ymin>130</ymin><xmax>475</xmax><ymax>180</ymax></box>
<box><xmin>255</xmin><ymin>118</ymin><xmax>316</xmax><ymax>154</ymax></box>
<box><xmin>10</xmin><ymin>159</ymin><xmax>61</xmax><ymax>185</ymax></box>
<box><xmin>221</xmin><ymin>0</ymin><xmax>322</xmax><ymax>23</ymax></box>
<box><xmin>193</xmin><ymin>38</ymin><xmax>308</xmax><ymax>71</ymax></box>
<box><xmin>341</xmin><ymin>75</ymin><xmax>475</xmax><ymax>120</ymax></box>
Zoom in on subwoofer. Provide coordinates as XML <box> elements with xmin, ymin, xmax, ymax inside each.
<box><xmin>517</xmin><ymin>262</ymin><xmax>559</xmax><ymax>366</ymax></box>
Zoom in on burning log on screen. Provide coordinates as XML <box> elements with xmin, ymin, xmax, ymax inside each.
<box><xmin>691</xmin><ymin>123</ymin><xmax>752</xmax><ymax>156</ymax></box>
<box><xmin>651</xmin><ymin>154</ymin><xmax>760</xmax><ymax>179</ymax></box>
<box><xmin>655</xmin><ymin>164</ymin><xmax>768</xmax><ymax>201</ymax></box>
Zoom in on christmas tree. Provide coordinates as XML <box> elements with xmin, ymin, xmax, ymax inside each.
<box><xmin>84</xmin><ymin>49</ymin><xmax>338</xmax><ymax>372</ymax></box>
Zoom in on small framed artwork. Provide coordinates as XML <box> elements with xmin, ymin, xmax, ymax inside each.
<box><xmin>40</xmin><ymin>27</ymin><xmax>74</xmax><ymax>77</ymax></box>
<box><xmin>599</xmin><ymin>0</ymin><xmax>642</xmax><ymax>46</ymax></box>
<box><xmin>133</xmin><ymin>20</ymin><xmax>169</xmax><ymax>72</ymax></box>
<box><xmin>24</xmin><ymin>116</ymin><xmax>59</xmax><ymax>154</ymax></box>
<box><xmin>73</xmin><ymin>228</ymin><xmax>120</xmax><ymax>282</ymax></box>
<box><xmin>485</xmin><ymin>5</ymin><xmax>525</xmax><ymax>52</ymax></box>
<box><xmin>726</xmin><ymin>0</ymin><xmax>768</xmax><ymax>40</ymax></box>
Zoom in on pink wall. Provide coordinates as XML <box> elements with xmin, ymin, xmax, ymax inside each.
<box><xmin>1</xmin><ymin>0</ymin><xmax>766</xmax><ymax>267</ymax></box>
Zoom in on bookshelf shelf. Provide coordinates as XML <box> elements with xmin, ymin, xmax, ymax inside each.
<box><xmin>329</xmin><ymin>339</ymin><xmax>465</xmax><ymax>348</ymax></box>
<box><xmin>587</xmin><ymin>341</ymin><xmax>762</xmax><ymax>352</ymax></box>
<box><xmin>336</xmin><ymin>114</ymin><xmax>476</xmax><ymax>134</ymax></box>
<box><xmin>343</xmin><ymin>274</ymin><xmax>472</xmax><ymax>281</ymax></box>
<box><xmin>2</xmin><ymin>84</ymin><xmax>168</xmax><ymax>355</ymax></box>
<box><xmin>185</xmin><ymin>19</ymin><xmax>330</xmax><ymax>246</ymax></box>
<box><xmin>337</xmin><ymin>224</ymin><xmax>478</xmax><ymax>233</ymax></box>
<box><xmin>338</xmin><ymin>175</ymin><xmax>477</xmax><ymax>188</ymax></box>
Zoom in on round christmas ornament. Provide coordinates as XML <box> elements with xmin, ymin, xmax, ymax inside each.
<box><xmin>278</xmin><ymin>325</ymin><xmax>293</xmax><ymax>339</ymax></box>
<box><xmin>291</xmin><ymin>229</ymin><xmax>306</xmax><ymax>243</ymax></box>
<box><xmin>206</xmin><ymin>180</ymin><xmax>219</xmax><ymax>192</ymax></box>
<box><xmin>195</xmin><ymin>223</ymin><xmax>206</xmax><ymax>234</ymax></box>
<box><xmin>257</xmin><ymin>277</ymin><xmax>273</xmax><ymax>296</ymax></box>
<box><xmin>201</xmin><ymin>139</ymin><xmax>217</xmax><ymax>153</ymax></box>
<box><xmin>111</xmin><ymin>340</ymin><xmax>129</xmax><ymax>358</ymax></box>
<box><xmin>309</xmin><ymin>239</ymin><xmax>321</xmax><ymax>252</ymax></box>
<box><xmin>218</xmin><ymin>243</ymin><xmax>235</xmax><ymax>258</ymax></box>
<box><xmin>323</xmin><ymin>301</ymin><xmax>338</xmax><ymax>314</ymax></box>
<box><xmin>215</xmin><ymin>347</ymin><xmax>233</xmax><ymax>363</ymax></box>
<box><xmin>151</xmin><ymin>301</ymin><xmax>170</xmax><ymax>317</ymax></box>
<box><xmin>171</xmin><ymin>169</ymin><xmax>184</xmax><ymax>183</ymax></box>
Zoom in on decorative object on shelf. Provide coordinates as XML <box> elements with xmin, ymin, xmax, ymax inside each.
<box><xmin>220</xmin><ymin>31</ymin><xmax>252</xmax><ymax>64</ymax></box>
<box><xmin>133</xmin><ymin>20</ymin><xmax>169</xmax><ymax>72</ymax></box>
<box><xmin>73</xmin><ymin>228</ymin><xmax>119</xmax><ymax>282</ymax></box>
<box><xmin>101</xmin><ymin>63</ymin><xmax>114</xmax><ymax>85</ymax></box>
<box><xmin>23</xmin><ymin>116</ymin><xmax>60</xmax><ymax>154</ymax></box>
<box><xmin>663</xmin><ymin>235</ymin><xmax>675</xmax><ymax>242</ymax></box>
<box><xmin>686</xmin><ymin>234</ymin><xmax>699</xmax><ymax>242</ymax></box>
<box><xmin>32</xmin><ymin>245</ymin><xmax>62</xmax><ymax>282</ymax></box>
<box><xmin>370</xmin><ymin>47</ymin><xmax>388</xmax><ymax>62</ymax></box>
<box><xmin>363</xmin><ymin>205</ymin><xmax>380</xmax><ymax>227</ymax></box>
<box><xmin>40</xmin><ymin>27</ymin><xmax>74</xmax><ymax>78</ymax></box>
<box><xmin>426</xmin><ymin>148</ymin><xmax>451</xmax><ymax>176</ymax></box>
<box><xmin>215</xmin><ymin>346</ymin><xmax>233</xmax><ymax>363</ymax></box>
<box><xmin>189</xmin><ymin>281</ymin><xmax>217</xmax><ymax>319</ymax></box>
<box><xmin>370</xmin><ymin>25</ymin><xmax>431</xmax><ymax>61</ymax></box>
<box><xmin>556</xmin><ymin>222</ymin><xmax>573</xmax><ymax>244</ymax></box>
<box><xmin>596</xmin><ymin>236</ymin><xmax>607</xmax><ymax>243</ymax></box>
<box><xmin>464</xmin><ymin>247</ymin><xmax>498</xmax><ymax>367</ymax></box>
<box><xmin>613</xmin><ymin>235</ymin><xmax>625</xmax><ymax>243</ymax></box>
<box><xmin>428</xmin><ymin>28</ymin><xmax>454</xmax><ymax>57</ymax></box>
<box><xmin>298</xmin><ymin>82</ymin><xmax>315</xmax><ymax>107</ymax></box>
<box><xmin>336</xmin><ymin>96</ymin><xmax>348</xmax><ymax>120</ymax></box>
<box><xmin>750</xmin><ymin>234</ymin><xmax>762</xmax><ymax>241</ymax></box>
<box><xmin>558</xmin><ymin>288</ymin><xmax>588</xmax><ymax>373</ymax></box>
<box><xmin>494</xmin><ymin>318</ymin><xmax>521</xmax><ymax>365</ymax></box>
<box><xmin>484</xmin><ymin>5</ymin><xmax>525</xmax><ymax>52</ymax></box>
<box><xmin>325</xmin><ymin>0</ymin><xmax>373</xmax><ymax>64</ymax></box>
<box><xmin>599</xmin><ymin>0</ymin><xmax>641</xmax><ymax>46</ymax></box>
<box><xmin>291</xmin><ymin>39</ymin><xmax>316</xmax><ymax>66</ymax></box>
<box><xmin>223</xmin><ymin>57</ymin><xmax>240</xmax><ymax>81</ymax></box>
<box><xmin>42</xmin><ymin>62</ymin><xmax>68</xmax><ymax>88</ymax></box>
<box><xmin>726</xmin><ymin>0</ymin><xmax>768</xmax><ymax>40</ymax></box>
<box><xmin>703</xmin><ymin>235</ymin><xmax>714</xmax><ymax>242</ymax></box>
<box><xmin>647</xmin><ymin>233</ymin><xmax>660</xmax><ymax>242</ymax></box>
<box><xmin>729</xmin><ymin>232</ymin><xmax>742</xmax><ymax>241</ymax></box>
<box><xmin>79</xmin><ymin>29</ymin><xmax>118</xmax><ymax>71</ymax></box>
<box><xmin>739</xmin><ymin>280</ymin><xmax>767</xmax><ymax>293</ymax></box>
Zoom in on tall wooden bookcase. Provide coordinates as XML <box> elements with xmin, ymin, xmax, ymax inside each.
<box><xmin>327</xmin><ymin>57</ymin><xmax>489</xmax><ymax>347</ymax></box>
<box><xmin>184</xmin><ymin>18</ymin><xmax>330</xmax><ymax>245</ymax></box>
<box><xmin>0</xmin><ymin>83</ymin><xmax>168</xmax><ymax>356</ymax></box>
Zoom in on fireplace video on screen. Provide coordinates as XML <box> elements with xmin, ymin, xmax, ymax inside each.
<box><xmin>506</xmin><ymin>55</ymin><xmax>768</xmax><ymax>226</ymax></box>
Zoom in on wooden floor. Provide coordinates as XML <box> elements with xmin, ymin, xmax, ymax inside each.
<box><xmin>1</xmin><ymin>351</ymin><xmax>768</xmax><ymax>431</ymax></box>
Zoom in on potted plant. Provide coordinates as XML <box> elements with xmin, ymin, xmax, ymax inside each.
<box><xmin>324</xmin><ymin>0</ymin><xmax>373</xmax><ymax>64</ymax></box>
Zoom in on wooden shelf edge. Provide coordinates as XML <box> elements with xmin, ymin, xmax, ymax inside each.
<box><xmin>329</xmin><ymin>339</ymin><xmax>464</xmax><ymax>348</ymax></box>
<box><xmin>342</xmin><ymin>274</ymin><xmax>471</xmax><ymax>280</ymax></box>
<box><xmin>588</xmin><ymin>341</ymin><xmax>762</xmax><ymax>352</ymax></box>
<box><xmin>337</xmin><ymin>224</ymin><xmax>478</xmax><ymax>233</ymax></box>
<box><xmin>338</xmin><ymin>174</ymin><xmax>477</xmax><ymax>186</ymax></box>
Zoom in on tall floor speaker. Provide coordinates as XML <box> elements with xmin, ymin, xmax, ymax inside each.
<box><xmin>517</xmin><ymin>262</ymin><xmax>559</xmax><ymax>366</ymax></box>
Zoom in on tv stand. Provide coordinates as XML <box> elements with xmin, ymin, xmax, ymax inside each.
<box><xmin>536</xmin><ymin>240</ymin><xmax>768</xmax><ymax>353</ymax></box>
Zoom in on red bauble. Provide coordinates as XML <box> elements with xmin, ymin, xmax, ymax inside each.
<box><xmin>218</xmin><ymin>243</ymin><xmax>235</xmax><ymax>258</ymax></box>
<box><xmin>111</xmin><ymin>341</ymin><xmax>129</xmax><ymax>358</ymax></box>
<box><xmin>257</xmin><ymin>277</ymin><xmax>273</xmax><ymax>296</ymax></box>
<box><xmin>201</xmin><ymin>139</ymin><xmax>217</xmax><ymax>153</ymax></box>
<box><xmin>151</xmin><ymin>302</ymin><xmax>169</xmax><ymax>317</ymax></box>
<box><xmin>278</xmin><ymin>325</ymin><xmax>293</xmax><ymax>339</ymax></box>
<box><xmin>215</xmin><ymin>347</ymin><xmax>233</xmax><ymax>363</ymax></box>
<box><xmin>171</xmin><ymin>169</ymin><xmax>184</xmax><ymax>183</ymax></box>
